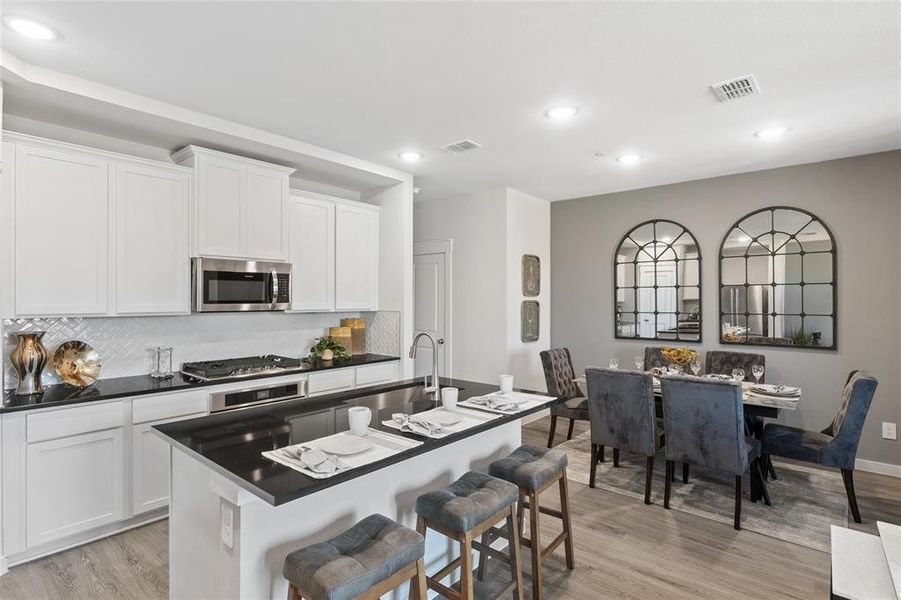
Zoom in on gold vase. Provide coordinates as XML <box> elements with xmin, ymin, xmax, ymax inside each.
<box><xmin>9</xmin><ymin>331</ymin><xmax>48</xmax><ymax>396</ymax></box>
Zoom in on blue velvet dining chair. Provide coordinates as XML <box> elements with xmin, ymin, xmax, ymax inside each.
<box><xmin>761</xmin><ymin>370</ymin><xmax>878</xmax><ymax>523</ymax></box>
<box><xmin>540</xmin><ymin>348</ymin><xmax>590</xmax><ymax>447</ymax></box>
<box><xmin>660</xmin><ymin>376</ymin><xmax>770</xmax><ymax>530</ymax></box>
<box><xmin>585</xmin><ymin>368</ymin><xmax>662</xmax><ymax>504</ymax></box>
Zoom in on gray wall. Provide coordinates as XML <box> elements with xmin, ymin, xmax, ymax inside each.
<box><xmin>551</xmin><ymin>151</ymin><xmax>901</xmax><ymax>467</ymax></box>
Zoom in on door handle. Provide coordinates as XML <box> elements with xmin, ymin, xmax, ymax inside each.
<box><xmin>269</xmin><ymin>268</ymin><xmax>278</xmax><ymax>307</ymax></box>
<box><xmin>437</xmin><ymin>338</ymin><xmax>445</xmax><ymax>345</ymax></box>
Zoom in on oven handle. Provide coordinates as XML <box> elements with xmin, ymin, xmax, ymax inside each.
<box><xmin>269</xmin><ymin>268</ymin><xmax>278</xmax><ymax>308</ymax></box>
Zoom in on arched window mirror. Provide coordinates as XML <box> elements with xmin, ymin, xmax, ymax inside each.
<box><xmin>719</xmin><ymin>207</ymin><xmax>837</xmax><ymax>349</ymax></box>
<box><xmin>614</xmin><ymin>220</ymin><xmax>702</xmax><ymax>342</ymax></box>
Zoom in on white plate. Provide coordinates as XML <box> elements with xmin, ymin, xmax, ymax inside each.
<box><xmin>317</xmin><ymin>435</ymin><xmax>374</xmax><ymax>456</ymax></box>
<box><xmin>431</xmin><ymin>411</ymin><xmax>463</xmax><ymax>426</ymax></box>
<box><xmin>491</xmin><ymin>392</ymin><xmax>529</xmax><ymax>405</ymax></box>
<box><xmin>750</xmin><ymin>385</ymin><xmax>801</xmax><ymax>397</ymax></box>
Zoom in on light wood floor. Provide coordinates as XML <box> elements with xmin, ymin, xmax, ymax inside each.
<box><xmin>2</xmin><ymin>416</ymin><xmax>898</xmax><ymax>600</ymax></box>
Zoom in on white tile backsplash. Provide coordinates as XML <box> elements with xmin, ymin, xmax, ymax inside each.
<box><xmin>3</xmin><ymin>311</ymin><xmax>401</xmax><ymax>390</ymax></box>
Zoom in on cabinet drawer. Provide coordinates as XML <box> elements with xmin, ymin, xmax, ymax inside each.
<box><xmin>27</xmin><ymin>401</ymin><xmax>125</xmax><ymax>443</ymax></box>
<box><xmin>308</xmin><ymin>369</ymin><xmax>356</xmax><ymax>395</ymax></box>
<box><xmin>355</xmin><ymin>362</ymin><xmax>398</xmax><ymax>387</ymax></box>
<box><xmin>132</xmin><ymin>391</ymin><xmax>208</xmax><ymax>424</ymax></box>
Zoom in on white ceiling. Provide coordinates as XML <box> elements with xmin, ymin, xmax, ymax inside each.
<box><xmin>2</xmin><ymin>1</ymin><xmax>899</xmax><ymax>202</ymax></box>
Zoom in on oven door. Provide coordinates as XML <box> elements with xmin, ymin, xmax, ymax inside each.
<box><xmin>193</xmin><ymin>257</ymin><xmax>291</xmax><ymax>312</ymax></box>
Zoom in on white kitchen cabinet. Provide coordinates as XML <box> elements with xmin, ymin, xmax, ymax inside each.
<box><xmin>355</xmin><ymin>362</ymin><xmax>398</xmax><ymax>387</ymax></box>
<box><xmin>14</xmin><ymin>143</ymin><xmax>110</xmax><ymax>315</ymax></box>
<box><xmin>335</xmin><ymin>202</ymin><xmax>379</xmax><ymax>310</ymax></box>
<box><xmin>116</xmin><ymin>161</ymin><xmax>192</xmax><ymax>314</ymax></box>
<box><xmin>132</xmin><ymin>413</ymin><xmax>204</xmax><ymax>515</ymax></box>
<box><xmin>26</xmin><ymin>428</ymin><xmax>124</xmax><ymax>547</ymax></box>
<box><xmin>308</xmin><ymin>368</ymin><xmax>356</xmax><ymax>396</ymax></box>
<box><xmin>172</xmin><ymin>145</ymin><xmax>294</xmax><ymax>260</ymax></box>
<box><xmin>288</xmin><ymin>192</ymin><xmax>335</xmax><ymax>311</ymax></box>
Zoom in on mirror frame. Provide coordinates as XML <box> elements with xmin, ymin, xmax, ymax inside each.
<box><xmin>717</xmin><ymin>205</ymin><xmax>838</xmax><ymax>350</ymax></box>
<box><xmin>613</xmin><ymin>219</ymin><xmax>703</xmax><ymax>343</ymax></box>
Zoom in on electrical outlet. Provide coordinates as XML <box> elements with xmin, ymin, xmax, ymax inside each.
<box><xmin>221</xmin><ymin>501</ymin><xmax>235</xmax><ymax>548</ymax></box>
<box><xmin>883</xmin><ymin>422</ymin><xmax>897</xmax><ymax>441</ymax></box>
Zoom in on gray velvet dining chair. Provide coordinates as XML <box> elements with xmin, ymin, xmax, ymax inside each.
<box><xmin>643</xmin><ymin>347</ymin><xmax>669</xmax><ymax>370</ymax></box>
<box><xmin>540</xmin><ymin>348</ymin><xmax>590</xmax><ymax>447</ymax></box>
<box><xmin>761</xmin><ymin>370</ymin><xmax>878</xmax><ymax>524</ymax></box>
<box><xmin>660</xmin><ymin>376</ymin><xmax>770</xmax><ymax>530</ymax></box>
<box><xmin>585</xmin><ymin>368</ymin><xmax>662</xmax><ymax>504</ymax></box>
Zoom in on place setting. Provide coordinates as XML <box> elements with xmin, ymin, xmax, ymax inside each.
<box><xmin>458</xmin><ymin>374</ymin><xmax>557</xmax><ymax>414</ymax></box>
<box><xmin>382</xmin><ymin>386</ymin><xmax>501</xmax><ymax>439</ymax></box>
<box><xmin>263</xmin><ymin>406</ymin><xmax>423</xmax><ymax>479</ymax></box>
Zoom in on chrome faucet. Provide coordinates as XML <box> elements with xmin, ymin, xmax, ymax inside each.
<box><xmin>409</xmin><ymin>331</ymin><xmax>443</xmax><ymax>397</ymax></box>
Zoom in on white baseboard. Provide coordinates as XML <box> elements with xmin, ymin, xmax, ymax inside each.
<box><xmin>855</xmin><ymin>458</ymin><xmax>901</xmax><ymax>478</ymax></box>
<box><xmin>0</xmin><ymin>556</ymin><xmax>8</xmax><ymax>577</ymax></box>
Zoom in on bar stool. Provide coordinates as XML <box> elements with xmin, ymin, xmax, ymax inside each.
<box><xmin>282</xmin><ymin>514</ymin><xmax>426</xmax><ymax>600</ymax></box>
<box><xmin>414</xmin><ymin>471</ymin><xmax>525</xmax><ymax>600</ymax></box>
<box><xmin>489</xmin><ymin>445</ymin><xmax>574</xmax><ymax>600</ymax></box>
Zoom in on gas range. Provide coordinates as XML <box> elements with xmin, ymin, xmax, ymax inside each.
<box><xmin>181</xmin><ymin>355</ymin><xmax>308</xmax><ymax>382</ymax></box>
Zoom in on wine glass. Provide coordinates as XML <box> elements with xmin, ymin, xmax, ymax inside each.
<box><xmin>609</xmin><ymin>359</ymin><xmax>619</xmax><ymax>369</ymax></box>
<box><xmin>731</xmin><ymin>368</ymin><xmax>745</xmax><ymax>383</ymax></box>
<box><xmin>690</xmin><ymin>357</ymin><xmax>701</xmax><ymax>376</ymax></box>
<box><xmin>635</xmin><ymin>356</ymin><xmax>645</xmax><ymax>371</ymax></box>
<box><xmin>752</xmin><ymin>364</ymin><xmax>764</xmax><ymax>384</ymax></box>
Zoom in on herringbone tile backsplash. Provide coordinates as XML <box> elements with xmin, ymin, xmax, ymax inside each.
<box><xmin>3</xmin><ymin>311</ymin><xmax>401</xmax><ymax>390</ymax></box>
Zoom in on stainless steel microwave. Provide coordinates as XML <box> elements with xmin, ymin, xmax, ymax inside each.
<box><xmin>192</xmin><ymin>257</ymin><xmax>291</xmax><ymax>312</ymax></box>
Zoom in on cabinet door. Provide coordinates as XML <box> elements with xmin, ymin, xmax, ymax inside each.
<box><xmin>286</xmin><ymin>410</ymin><xmax>333</xmax><ymax>444</ymax></box>
<box><xmin>335</xmin><ymin>204</ymin><xmax>379</xmax><ymax>310</ymax></box>
<box><xmin>26</xmin><ymin>428</ymin><xmax>124</xmax><ymax>546</ymax></box>
<box><xmin>289</xmin><ymin>194</ymin><xmax>335</xmax><ymax>310</ymax></box>
<box><xmin>197</xmin><ymin>155</ymin><xmax>244</xmax><ymax>257</ymax></box>
<box><xmin>15</xmin><ymin>144</ymin><xmax>109</xmax><ymax>315</ymax></box>
<box><xmin>132</xmin><ymin>413</ymin><xmax>204</xmax><ymax>515</ymax></box>
<box><xmin>245</xmin><ymin>167</ymin><xmax>287</xmax><ymax>260</ymax></box>
<box><xmin>116</xmin><ymin>162</ymin><xmax>191</xmax><ymax>314</ymax></box>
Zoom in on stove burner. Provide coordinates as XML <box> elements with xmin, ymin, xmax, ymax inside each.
<box><xmin>181</xmin><ymin>355</ymin><xmax>307</xmax><ymax>381</ymax></box>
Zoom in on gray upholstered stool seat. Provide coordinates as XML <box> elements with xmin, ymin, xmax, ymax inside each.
<box><xmin>489</xmin><ymin>445</ymin><xmax>568</xmax><ymax>492</ymax></box>
<box><xmin>282</xmin><ymin>514</ymin><xmax>424</xmax><ymax>600</ymax></box>
<box><xmin>415</xmin><ymin>471</ymin><xmax>518</xmax><ymax>533</ymax></box>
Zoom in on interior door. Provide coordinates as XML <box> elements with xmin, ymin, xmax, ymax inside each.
<box><xmin>638</xmin><ymin>264</ymin><xmax>677</xmax><ymax>337</ymax></box>
<box><xmin>413</xmin><ymin>251</ymin><xmax>447</xmax><ymax>378</ymax></box>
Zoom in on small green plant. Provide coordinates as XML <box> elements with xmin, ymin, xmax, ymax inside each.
<box><xmin>789</xmin><ymin>329</ymin><xmax>819</xmax><ymax>347</ymax></box>
<box><xmin>304</xmin><ymin>337</ymin><xmax>350</xmax><ymax>362</ymax></box>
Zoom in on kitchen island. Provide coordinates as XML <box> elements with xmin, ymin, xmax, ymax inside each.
<box><xmin>154</xmin><ymin>377</ymin><xmax>558</xmax><ymax>600</ymax></box>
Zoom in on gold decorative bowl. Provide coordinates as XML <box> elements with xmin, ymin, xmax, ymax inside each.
<box><xmin>53</xmin><ymin>341</ymin><xmax>102</xmax><ymax>387</ymax></box>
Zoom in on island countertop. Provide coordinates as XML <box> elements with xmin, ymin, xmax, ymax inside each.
<box><xmin>154</xmin><ymin>377</ymin><xmax>559</xmax><ymax>506</ymax></box>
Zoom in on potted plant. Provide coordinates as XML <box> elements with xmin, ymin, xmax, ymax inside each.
<box><xmin>304</xmin><ymin>337</ymin><xmax>350</xmax><ymax>363</ymax></box>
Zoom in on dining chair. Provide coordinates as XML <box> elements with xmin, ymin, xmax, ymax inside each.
<box><xmin>540</xmin><ymin>348</ymin><xmax>589</xmax><ymax>448</ymax></box>
<box><xmin>585</xmin><ymin>368</ymin><xmax>661</xmax><ymax>504</ymax></box>
<box><xmin>761</xmin><ymin>370</ymin><xmax>878</xmax><ymax>523</ymax></box>
<box><xmin>643</xmin><ymin>347</ymin><xmax>669</xmax><ymax>370</ymax></box>
<box><xmin>660</xmin><ymin>376</ymin><xmax>770</xmax><ymax>530</ymax></box>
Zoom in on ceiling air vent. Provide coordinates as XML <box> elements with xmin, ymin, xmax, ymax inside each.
<box><xmin>439</xmin><ymin>139</ymin><xmax>482</xmax><ymax>154</ymax></box>
<box><xmin>710</xmin><ymin>74</ymin><xmax>761</xmax><ymax>102</ymax></box>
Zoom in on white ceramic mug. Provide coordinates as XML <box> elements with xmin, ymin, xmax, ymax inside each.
<box><xmin>347</xmin><ymin>406</ymin><xmax>372</xmax><ymax>436</ymax></box>
<box><xmin>441</xmin><ymin>387</ymin><xmax>459</xmax><ymax>411</ymax></box>
<box><xmin>499</xmin><ymin>374</ymin><xmax>514</xmax><ymax>394</ymax></box>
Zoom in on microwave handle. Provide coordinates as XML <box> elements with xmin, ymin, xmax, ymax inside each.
<box><xmin>269</xmin><ymin>268</ymin><xmax>278</xmax><ymax>307</ymax></box>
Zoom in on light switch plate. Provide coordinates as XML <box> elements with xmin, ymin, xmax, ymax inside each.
<box><xmin>883</xmin><ymin>422</ymin><xmax>897</xmax><ymax>440</ymax></box>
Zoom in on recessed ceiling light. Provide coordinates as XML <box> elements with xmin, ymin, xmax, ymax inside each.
<box><xmin>4</xmin><ymin>16</ymin><xmax>57</xmax><ymax>41</ymax></box>
<box><xmin>616</xmin><ymin>154</ymin><xmax>642</xmax><ymax>165</ymax></box>
<box><xmin>754</xmin><ymin>126</ymin><xmax>788</xmax><ymax>140</ymax></box>
<box><xmin>545</xmin><ymin>105</ymin><xmax>579</xmax><ymax>120</ymax></box>
<box><xmin>398</xmin><ymin>151</ymin><xmax>424</xmax><ymax>162</ymax></box>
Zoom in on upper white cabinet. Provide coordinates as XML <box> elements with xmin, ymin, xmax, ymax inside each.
<box><xmin>116</xmin><ymin>161</ymin><xmax>192</xmax><ymax>314</ymax></box>
<box><xmin>289</xmin><ymin>192</ymin><xmax>335</xmax><ymax>311</ymax></box>
<box><xmin>14</xmin><ymin>143</ymin><xmax>110</xmax><ymax>316</ymax></box>
<box><xmin>335</xmin><ymin>202</ymin><xmax>380</xmax><ymax>310</ymax></box>
<box><xmin>172</xmin><ymin>145</ymin><xmax>294</xmax><ymax>261</ymax></box>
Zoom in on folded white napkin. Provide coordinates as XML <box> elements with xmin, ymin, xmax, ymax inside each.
<box><xmin>391</xmin><ymin>413</ymin><xmax>443</xmax><ymax>436</ymax></box>
<box><xmin>749</xmin><ymin>384</ymin><xmax>801</xmax><ymax>397</ymax></box>
<box><xmin>280</xmin><ymin>446</ymin><xmax>347</xmax><ymax>474</ymax></box>
<box><xmin>467</xmin><ymin>395</ymin><xmax>518</xmax><ymax>412</ymax></box>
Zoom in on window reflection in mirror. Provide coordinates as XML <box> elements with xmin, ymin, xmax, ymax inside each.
<box><xmin>614</xmin><ymin>220</ymin><xmax>701</xmax><ymax>342</ymax></box>
<box><xmin>719</xmin><ymin>207</ymin><xmax>836</xmax><ymax>349</ymax></box>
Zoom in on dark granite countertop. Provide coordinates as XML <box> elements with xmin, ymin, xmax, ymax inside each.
<box><xmin>1</xmin><ymin>354</ymin><xmax>399</xmax><ymax>413</ymax></box>
<box><xmin>154</xmin><ymin>377</ymin><xmax>560</xmax><ymax>506</ymax></box>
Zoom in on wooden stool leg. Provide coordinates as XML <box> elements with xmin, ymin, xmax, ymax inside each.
<box><xmin>528</xmin><ymin>491</ymin><xmax>542</xmax><ymax>600</ymax></box>
<box><xmin>558</xmin><ymin>472</ymin><xmax>575</xmax><ymax>570</ymax></box>
<box><xmin>460</xmin><ymin>535</ymin><xmax>475</xmax><ymax>599</ymax></box>
<box><xmin>414</xmin><ymin>558</ymin><xmax>428</xmax><ymax>600</ymax></box>
<box><xmin>508</xmin><ymin>506</ymin><xmax>525</xmax><ymax>600</ymax></box>
<box><xmin>287</xmin><ymin>583</ymin><xmax>302</xmax><ymax>600</ymax></box>
<box><xmin>517</xmin><ymin>492</ymin><xmax>526</xmax><ymax>540</ymax></box>
<box><xmin>476</xmin><ymin>530</ymin><xmax>490</xmax><ymax>581</ymax></box>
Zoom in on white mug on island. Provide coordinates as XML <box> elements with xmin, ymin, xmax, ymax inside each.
<box><xmin>441</xmin><ymin>387</ymin><xmax>459</xmax><ymax>411</ymax></box>
<box><xmin>499</xmin><ymin>374</ymin><xmax>514</xmax><ymax>394</ymax></box>
<box><xmin>347</xmin><ymin>406</ymin><xmax>372</xmax><ymax>436</ymax></box>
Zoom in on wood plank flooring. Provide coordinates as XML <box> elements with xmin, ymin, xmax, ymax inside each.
<box><xmin>1</xmin><ymin>416</ymin><xmax>898</xmax><ymax>600</ymax></box>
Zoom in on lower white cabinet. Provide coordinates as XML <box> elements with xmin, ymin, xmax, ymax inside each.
<box><xmin>132</xmin><ymin>414</ymin><xmax>203</xmax><ymax>515</ymax></box>
<box><xmin>26</xmin><ymin>428</ymin><xmax>124</xmax><ymax>547</ymax></box>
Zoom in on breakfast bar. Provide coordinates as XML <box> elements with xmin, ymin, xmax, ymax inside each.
<box><xmin>153</xmin><ymin>377</ymin><xmax>558</xmax><ymax>600</ymax></box>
